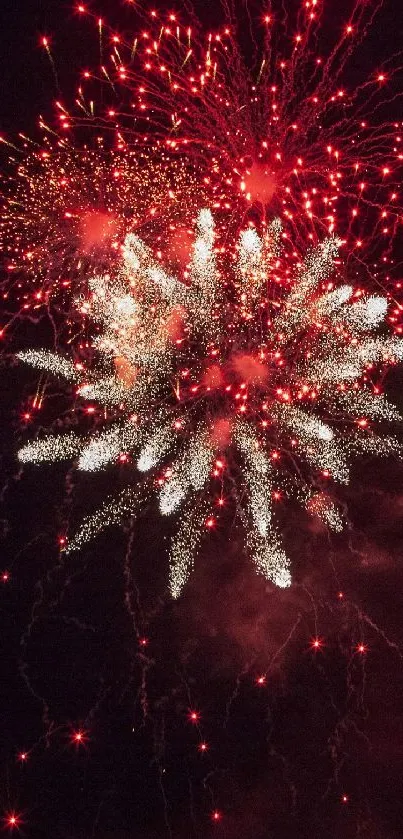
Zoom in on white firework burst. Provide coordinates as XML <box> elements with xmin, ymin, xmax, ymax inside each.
<box><xmin>16</xmin><ymin>210</ymin><xmax>403</xmax><ymax>597</ymax></box>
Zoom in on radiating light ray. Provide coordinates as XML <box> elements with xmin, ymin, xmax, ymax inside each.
<box><xmin>325</xmin><ymin>388</ymin><xmax>402</xmax><ymax>423</ymax></box>
<box><xmin>16</xmin><ymin>351</ymin><xmax>81</xmax><ymax>383</ymax></box>
<box><xmin>343</xmin><ymin>296</ymin><xmax>388</xmax><ymax>331</ymax></box>
<box><xmin>18</xmin><ymin>432</ymin><xmax>82</xmax><ymax>464</ymax></box>
<box><xmin>276</xmin><ymin>237</ymin><xmax>341</xmax><ymax>338</ymax></box>
<box><xmin>159</xmin><ymin>426</ymin><xmax>214</xmax><ymax>516</ymax></box>
<box><xmin>169</xmin><ymin>499</ymin><xmax>208</xmax><ymax>599</ymax></box>
<box><xmin>78</xmin><ymin>420</ymin><xmax>142</xmax><ymax>471</ymax></box>
<box><xmin>306</xmin><ymin>337</ymin><xmax>403</xmax><ymax>383</ymax></box>
<box><xmin>137</xmin><ymin>419</ymin><xmax>176</xmax><ymax>473</ymax></box>
<box><xmin>64</xmin><ymin>483</ymin><xmax>150</xmax><ymax>555</ymax></box>
<box><xmin>307</xmin><ymin>492</ymin><xmax>344</xmax><ymax>533</ymax></box>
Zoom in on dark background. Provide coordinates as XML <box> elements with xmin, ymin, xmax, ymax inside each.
<box><xmin>1</xmin><ymin>2</ymin><xmax>403</xmax><ymax>838</ymax></box>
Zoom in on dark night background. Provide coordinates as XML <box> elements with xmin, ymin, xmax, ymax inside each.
<box><xmin>1</xmin><ymin>1</ymin><xmax>403</xmax><ymax>837</ymax></box>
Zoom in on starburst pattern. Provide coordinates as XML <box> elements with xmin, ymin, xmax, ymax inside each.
<box><xmin>17</xmin><ymin>210</ymin><xmax>403</xmax><ymax>596</ymax></box>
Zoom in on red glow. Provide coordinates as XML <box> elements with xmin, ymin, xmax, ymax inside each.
<box><xmin>210</xmin><ymin>419</ymin><xmax>232</xmax><ymax>448</ymax></box>
<box><xmin>241</xmin><ymin>161</ymin><xmax>277</xmax><ymax>204</ymax></box>
<box><xmin>4</xmin><ymin>813</ymin><xmax>21</xmax><ymax>831</ymax></box>
<box><xmin>232</xmin><ymin>354</ymin><xmax>269</xmax><ymax>385</ymax></box>
<box><xmin>114</xmin><ymin>357</ymin><xmax>137</xmax><ymax>389</ymax></box>
<box><xmin>71</xmin><ymin>728</ymin><xmax>88</xmax><ymax>747</ymax></box>
<box><xmin>211</xmin><ymin>810</ymin><xmax>222</xmax><ymax>822</ymax></box>
<box><xmin>188</xmin><ymin>710</ymin><xmax>200</xmax><ymax>723</ymax></box>
<box><xmin>80</xmin><ymin>211</ymin><xmax>119</xmax><ymax>252</ymax></box>
<box><xmin>203</xmin><ymin>364</ymin><xmax>224</xmax><ymax>390</ymax></box>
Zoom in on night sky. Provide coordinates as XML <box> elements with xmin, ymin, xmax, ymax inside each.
<box><xmin>1</xmin><ymin>2</ymin><xmax>403</xmax><ymax>838</ymax></box>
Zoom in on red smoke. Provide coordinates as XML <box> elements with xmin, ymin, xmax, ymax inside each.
<box><xmin>210</xmin><ymin>418</ymin><xmax>232</xmax><ymax>448</ymax></box>
<box><xmin>232</xmin><ymin>354</ymin><xmax>269</xmax><ymax>385</ymax></box>
<box><xmin>80</xmin><ymin>211</ymin><xmax>119</xmax><ymax>252</ymax></box>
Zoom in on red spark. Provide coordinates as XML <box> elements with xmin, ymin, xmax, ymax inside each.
<box><xmin>356</xmin><ymin>643</ymin><xmax>368</xmax><ymax>654</ymax></box>
<box><xmin>188</xmin><ymin>710</ymin><xmax>200</xmax><ymax>724</ymax></box>
<box><xmin>4</xmin><ymin>813</ymin><xmax>21</xmax><ymax>831</ymax></box>
<box><xmin>2</xmin><ymin>571</ymin><xmax>10</xmax><ymax>583</ymax></box>
<box><xmin>199</xmin><ymin>742</ymin><xmax>208</xmax><ymax>752</ymax></box>
<box><xmin>310</xmin><ymin>637</ymin><xmax>323</xmax><ymax>650</ymax></box>
<box><xmin>211</xmin><ymin>810</ymin><xmax>222</xmax><ymax>822</ymax></box>
<box><xmin>256</xmin><ymin>675</ymin><xmax>266</xmax><ymax>686</ymax></box>
<box><xmin>70</xmin><ymin>728</ymin><xmax>88</xmax><ymax>747</ymax></box>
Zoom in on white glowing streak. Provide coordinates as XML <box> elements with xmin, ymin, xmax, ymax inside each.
<box><xmin>276</xmin><ymin>236</ymin><xmax>341</xmax><ymax>337</ymax></box>
<box><xmin>137</xmin><ymin>422</ymin><xmax>175</xmax><ymax>472</ymax></box>
<box><xmin>273</xmin><ymin>403</ymin><xmax>334</xmax><ymax>442</ymax></box>
<box><xmin>308</xmin><ymin>493</ymin><xmax>343</xmax><ymax>532</ymax></box>
<box><xmin>78</xmin><ymin>377</ymin><xmax>129</xmax><ymax>408</ymax></box>
<box><xmin>343</xmin><ymin>295</ymin><xmax>388</xmax><ymax>331</ymax></box>
<box><xmin>78</xmin><ymin>421</ymin><xmax>141</xmax><ymax>471</ymax></box>
<box><xmin>350</xmin><ymin>432</ymin><xmax>402</xmax><ymax>459</ymax></box>
<box><xmin>310</xmin><ymin>337</ymin><xmax>403</xmax><ymax>382</ymax></box>
<box><xmin>308</xmin><ymin>441</ymin><xmax>349</xmax><ymax>483</ymax></box>
<box><xmin>273</xmin><ymin>404</ymin><xmax>349</xmax><ymax>481</ymax></box>
<box><xmin>249</xmin><ymin>533</ymin><xmax>292</xmax><ymax>588</ymax></box>
<box><xmin>238</xmin><ymin>227</ymin><xmax>262</xmax><ymax>276</ymax></box>
<box><xmin>18</xmin><ymin>433</ymin><xmax>82</xmax><ymax>464</ymax></box>
<box><xmin>314</xmin><ymin>285</ymin><xmax>353</xmax><ymax>317</ymax></box>
<box><xmin>234</xmin><ymin>421</ymin><xmax>291</xmax><ymax>586</ymax></box>
<box><xmin>188</xmin><ymin>209</ymin><xmax>219</xmax><ymax>337</ymax></box>
<box><xmin>147</xmin><ymin>265</ymin><xmax>185</xmax><ymax>302</ymax></box>
<box><xmin>327</xmin><ymin>389</ymin><xmax>401</xmax><ymax>422</ymax></box>
<box><xmin>64</xmin><ymin>484</ymin><xmax>149</xmax><ymax>554</ymax></box>
<box><xmin>169</xmin><ymin>502</ymin><xmax>207</xmax><ymax>599</ymax></box>
<box><xmin>235</xmin><ymin>421</ymin><xmax>272</xmax><ymax>537</ymax></box>
<box><xmin>123</xmin><ymin>233</ymin><xmax>183</xmax><ymax>303</ymax></box>
<box><xmin>16</xmin><ymin>350</ymin><xmax>81</xmax><ymax>382</ymax></box>
<box><xmin>159</xmin><ymin>428</ymin><xmax>213</xmax><ymax>516</ymax></box>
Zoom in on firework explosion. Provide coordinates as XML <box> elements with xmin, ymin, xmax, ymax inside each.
<box><xmin>2</xmin><ymin>3</ymin><xmax>403</xmax><ymax>836</ymax></box>
<box><xmin>1</xmin><ymin>0</ymin><xmax>403</xmax><ymax>338</ymax></box>
<box><xmin>16</xmin><ymin>209</ymin><xmax>403</xmax><ymax>596</ymax></box>
<box><xmin>0</xmin><ymin>146</ymin><xmax>212</xmax><ymax>336</ymax></box>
